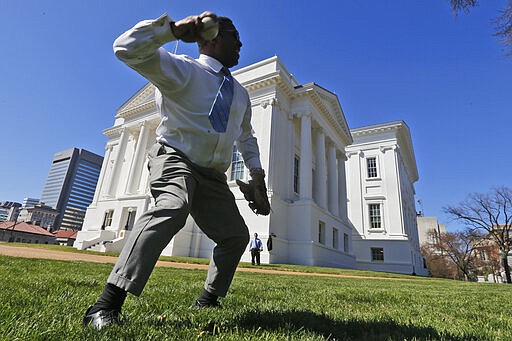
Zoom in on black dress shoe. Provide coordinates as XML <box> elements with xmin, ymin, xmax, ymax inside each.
<box><xmin>82</xmin><ymin>306</ymin><xmax>121</xmax><ymax>329</ymax></box>
<box><xmin>192</xmin><ymin>299</ymin><xmax>221</xmax><ymax>308</ymax></box>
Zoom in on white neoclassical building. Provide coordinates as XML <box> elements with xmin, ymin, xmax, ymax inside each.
<box><xmin>75</xmin><ymin>56</ymin><xmax>357</xmax><ymax>269</ymax></box>
<box><xmin>345</xmin><ymin>122</ymin><xmax>428</xmax><ymax>275</ymax></box>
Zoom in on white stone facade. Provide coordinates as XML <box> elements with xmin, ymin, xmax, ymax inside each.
<box><xmin>345</xmin><ymin>122</ymin><xmax>428</xmax><ymax>275</ymax></box>
<box><xmin>74</xmin><ymin>57</ymin><xmax>427</xmax><ymax>275</ymax></box>
<box><xmin>75</xmin><ymin>56</ymin><xmax>357</xmax><ymax>269</ymax></box>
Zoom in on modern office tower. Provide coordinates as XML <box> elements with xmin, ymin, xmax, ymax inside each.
<box><xmin>40</xmin><ymin>148</ymin><xmax>103</xmax><ymax>230</ymax></box>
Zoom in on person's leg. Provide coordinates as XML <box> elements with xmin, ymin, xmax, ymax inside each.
<box><xmin>251</xmin><ymin>250</ymin><xmax>256</xmax><ymax>265</ymax></box>
<box><xmin>108</xmin><ymin>144</ymin><xmax>197</xmax><ymax>296</ymax></box>
<box><xmin>256</xmin><ymin>251</ymin><xmax>260</xmax><ymax>265</ymax></box>
<box><xmin>86</xmin><ymin>144</ymin><xmax>196</xmax><ymax>317</ymax></box>
<box><xmin>190</xmin><ymin>169</ymin><xmax>249</xmax><ymax>300</ymax></box>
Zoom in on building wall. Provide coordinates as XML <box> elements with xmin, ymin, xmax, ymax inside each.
<box><xmin>17</xmin><ymin>205</ymin><xmax>58</xmax><ymax>230</ymax></box>
<box><xmin>417</xmin><ymin>216</ymin><xmax>446</xmax><ymax>246</ymax></box>
<box><xmin>0</xmin><ymin>207</ymin><xmax>19</xmax><ymax>222</ymax></box>
<box><xmin>0</xmin><ymin>202</ymin><xmax>21</xmax><ymax>222</ymax></box>
<box><xmin>346</xmin><ymin>122</ymin><xmax>428</xmax><ymax>275</ymax></box>
<box><xmin>0</xmin><ymin>230</ymin><xmax>55</xmax><ymax>244</ymax></box>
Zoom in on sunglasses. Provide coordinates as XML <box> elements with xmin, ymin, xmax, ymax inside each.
<box><xmin>220</xmin><ymin>29</ymin><xmax>240</xmax><ymax>42</ymax></box>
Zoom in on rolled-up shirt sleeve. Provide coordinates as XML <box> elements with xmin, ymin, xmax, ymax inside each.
<box><xmin>236</xmin><ymin>99</ymin><xmax>262</xmax><ymax>171</ymax></box>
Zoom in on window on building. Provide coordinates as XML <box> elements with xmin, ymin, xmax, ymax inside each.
<box><xmin>367</xmin><ymin>157</ymin><xmax>378</xmax><ymax>178</ymax></box>
<box><xmin>344</xmin><ymin>233</ymin><xmax>349</xmax><ymax>252</ymax></box>
<box><xmin>369</xmin><ymin>203</ymin><xmax>382</xmax><ymax>229</ymax></box>
<box><xmin>371</xmin><ymin>247</ymin><xmax>384</xmax><ymax>261</ymax></box>
<box><xmin>124</xmin><ymin>209</ymin><xmax>136</xmax><ymax>230</ymax></box>
<box><xmin>293</xmin><ymin>155</ymin><xmax>300</xmax><ymax>193</ymax></box>
<box><xmin>102</xmin><ymin>210</ymin><xmax>114</xmax><ymax>229</ymax></box>
<box><xmin>312</xmin><ymin>169</ymin><xmax>316</xmax><ymax>201</ymax></box>
<box><xmin>230</xmin><ymin>145</ymin><xmax>245</xmax><ymax>181</ymax></box>
<box><xmin>332</xmin><ymin>228</ymin><xmax>339</xmax><ymax>249</ymax></box>
<box><xmin>318</xmin><ymin>221</ymin><xmax>325</xmax><ymax>245</ymax></box>
<box><xmin>427</xmin><ymin>230</ymin><xmax>440</xmax><ymax>245</ymax></box>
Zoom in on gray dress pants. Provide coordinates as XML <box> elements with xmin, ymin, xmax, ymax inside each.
<box><xmin>108</xmin><ymin>143</ymin><xmax>249</xmax><ymax>297</ymax></box>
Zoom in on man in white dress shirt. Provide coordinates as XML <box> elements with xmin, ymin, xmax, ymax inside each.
<box><xmin>249</xmin><ymin>233</ymin><xmax>263</xmax><ymax>265</ymax></box>
<box><xmin>83</xmin><ymin>11</ymin><xmax>270</xmax><ymax>329</ymax></box>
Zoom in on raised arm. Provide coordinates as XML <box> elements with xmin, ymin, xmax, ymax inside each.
<box><xmin>112</xmin><ymin>12</ymin><xmax>216</xmax><ymax>90</ymax></box>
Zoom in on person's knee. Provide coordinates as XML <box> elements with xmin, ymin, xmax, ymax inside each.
<box><xmin>153</xmin><ymin>197</ymin><xmax>190</xmax><ymax>226</ymax></box>
<box><xmin>223</xmin><ymin>230</ymin><xmax>249</xmax><ymax>252</ymax></box>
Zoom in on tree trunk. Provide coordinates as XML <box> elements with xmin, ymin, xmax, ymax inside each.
<box><xmin>502</xmin><ymin>256</ymin><xmax>512</xmax><ymax>284</ymax></box>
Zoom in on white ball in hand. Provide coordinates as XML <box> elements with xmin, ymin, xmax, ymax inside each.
<box><xmin>200</xmin><ymin>17</ymin><xmax>219</xmax><ymax>41</ymax></box>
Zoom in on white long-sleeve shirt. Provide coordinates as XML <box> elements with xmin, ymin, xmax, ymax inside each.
<box><xmin>113</xmin><ymin>13</ymin><xmax>262</xmax><ymax>172</ymax></box>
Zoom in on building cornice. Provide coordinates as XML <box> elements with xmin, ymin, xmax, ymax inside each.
<box><xmin>103</xmin><ymin>126</ymin><xmax>124</xmax><ymax>139</ymax></box>
<box><xmin>350</xmin><ymin>121</ymin><xmax>404</xmax><ymax>137</ymax></box>
<box><xmin>238</xmin><ymin>70</ymin><xmax>296</xmax><ymax>100</ymax></box>
<box><xmin>294</xmin><ymin>84</ymin><xmax>352</xmax><ymax>147</ymax></box>
<box><xmin>116</xmin><ymin>101</ymin><xmax>157</xmax><ymax>120</ymax></box>
<box><xmin>349</xmin><ymin>121</ymin><xmax>419</xmax><ymax>183</ymax></box>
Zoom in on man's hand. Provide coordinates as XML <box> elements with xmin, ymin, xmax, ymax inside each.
<box><xmin>171</xmin><ymin>12</ymin><xmax>217</xmax><ymax>43</ymax></box>
<box><xmin>236</xmin><ymin>169</ymin><xmax>271</xmax><ymax>216</ymax></box>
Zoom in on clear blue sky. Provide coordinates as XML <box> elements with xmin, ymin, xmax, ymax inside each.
<box><xmin>1</xmin><ymin>1</ymin><xmax>510</xmax><ymax>230</ymax></box>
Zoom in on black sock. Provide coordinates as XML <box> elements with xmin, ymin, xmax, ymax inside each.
<box><xmin>89</xmin><ymin>283</ymin><xmax>127</xmax><ymax>313</ymax></box>
<box><xmin>196</xmin><ymin>289</ymin><xmax>218</xmax><ymax>305</ymax></box>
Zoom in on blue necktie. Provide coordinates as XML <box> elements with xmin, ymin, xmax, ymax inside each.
<box><xmin>208</xmin><ymin>67</ymin><xmax>234</xmax><ymax>133</ymax></box>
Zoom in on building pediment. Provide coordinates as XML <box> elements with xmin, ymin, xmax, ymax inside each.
<box><xmin>116</xmin><ymin>82</ymin><xmax>157</xmax><ymax>119</ymax></box>
<box><xmin>235</xmin><ymin>56</ymin><xmax>353</xmax><ymax>147</ymax></box>
<box><xmin>294</xmin><ymin>83</ymin><xmax>353</xmax><ymax>147</ymax></box>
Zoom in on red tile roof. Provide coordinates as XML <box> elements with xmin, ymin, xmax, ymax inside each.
<box><xmin>0</xmin><ymin>222</ymin><xmax>54</xmax><ymax>237</ymax></box>
<box><xmin>52</xmin><ymin>229</ymin><xmax>78</xmax><ymax>239</ymax></box>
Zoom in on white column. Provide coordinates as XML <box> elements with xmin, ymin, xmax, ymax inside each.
<box><xmin>314</xmin><ymin>128</ymin><xmax>328</xmax><ymax>209</ymax></box>
<box><xmin>106</xmin><ymin>128</ymin><xmax>128</xmax><ymax>197</ymax></box>
<box><xmin>299</xmin><ymin>112</ymin><xmax>312</xmax><ymax>199</ymax></box>
<box><xmin>338</xmin><ymin>152</ymin><xmax>348</xmax><ymax>219</ymax></box>
<box><xmin>328</xmin><ymin>142</ymin><xmax>339</xmax><ymax>216</ymax></box>
<box><xmin>92</xmin><ymin>144</ymin><xmax>113</xmax><ymax>204</ymax></box>
<box><xmin>126</xmin><ymin>121</ymin><xmax>149</xmax><ymax>194</ymax></box>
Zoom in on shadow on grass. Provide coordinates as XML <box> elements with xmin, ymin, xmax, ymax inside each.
<box><xmin>234</xmin><ymin>310</ymin><xmax>476</xmax><ymax>340</ymax></box>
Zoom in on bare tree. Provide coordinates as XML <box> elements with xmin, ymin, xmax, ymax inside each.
<box><xmin>421</xmin><ymin>244</ymin><xmax>459</xmax><ymax>279</ymax></box>
<box><xmin>436</xmin><ymin>231</ymin><xmax>484</xmax><ymax>281</ymax></box>
<box><xmin>444</xmin><ymin>187</ymin><xmax>512</xmax><ymax>283</ymax></box>
<box><xmin>448</xmin><ymin>0</ymin><xmax>512</xmax><ymax>54</ymax></box>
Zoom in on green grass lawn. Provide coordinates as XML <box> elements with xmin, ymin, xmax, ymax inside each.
<box><xmin>1</xmin><ymin>253</ymin><xmax>511</xmax><ymax>340</ymax></box>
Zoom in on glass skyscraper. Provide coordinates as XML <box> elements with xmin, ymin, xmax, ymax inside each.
<box><xmin>40</xmin><ymin>148</ymin><xmax>103</xmax><ymax>230</ymax></box>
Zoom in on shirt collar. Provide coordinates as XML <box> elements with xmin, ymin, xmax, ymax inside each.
<box><xmin>197</xmin><ymin>54</ymin><xmax>225</xmax><ymax>74</ymax></box>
